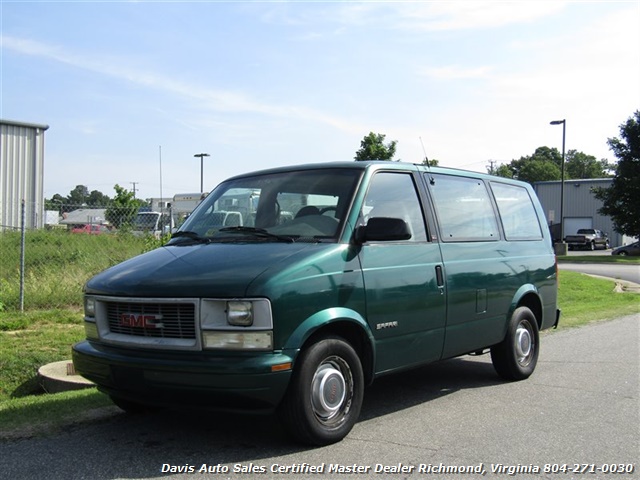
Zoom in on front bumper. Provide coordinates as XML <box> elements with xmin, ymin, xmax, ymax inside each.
<box><xmin>72</xmin><ymin>340</ymin><xmax>293</xmax><ymax>413</ymax></box>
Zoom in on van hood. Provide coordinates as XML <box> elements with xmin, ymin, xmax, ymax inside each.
<box><xmin>85</xmin><ymin>242</ymin><xmax>313</xmax><ymax>298</ymax></box>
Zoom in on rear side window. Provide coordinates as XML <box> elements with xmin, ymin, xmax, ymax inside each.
<box><xmin>491</xmin><ymin>182</ymin><xmax>543</xmax><ymax>240</ymax></box>
<box><xmin>427</xmin><ymin>174</ymin><xmax>499</xmax><ymax>242</ymax></box>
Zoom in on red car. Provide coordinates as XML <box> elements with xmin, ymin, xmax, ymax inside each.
<box><xmin>71</xmin><ymin>224</ymin><xmax>110</xmax><ymax>235</ymax></box>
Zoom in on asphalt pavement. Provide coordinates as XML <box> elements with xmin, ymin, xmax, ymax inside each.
<box><xmin>559</xmin><ymin>249</ymin><xmax>640</xmax><ymax>286</ymax></box>
<box><xmin>1</xmin><ymin>314</ymin><xmax>638</xmax><ymax>480</ymax></box>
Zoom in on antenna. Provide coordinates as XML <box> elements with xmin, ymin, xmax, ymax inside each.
<box><xmin>419</xmin><ymin>136</ymin><xmax>430</xmax><ymax>168</ymax></box>
<box><xmin>159</xmin><ymin>145</ymin><xmax>163</xmax><ymax>215</ymax></box>
<box><xmin>419</xmin><ymin>137</ymin><xmax>435</xmax><ymax>185</ymax></box>
<box><xmin>159</xmin><ymin>145</ymin><xmax>171</xmax><ymax>234</ymax></box>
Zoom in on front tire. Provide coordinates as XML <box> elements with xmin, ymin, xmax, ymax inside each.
<box><xmin>491</xmin><ymin>306</ymin><xmax>539</xmax><ymax>380</ymax></box>
<box><xmin>278</xmin><ymin>336</ymin><xmax>364</xmax><ymax>446</ymax></box>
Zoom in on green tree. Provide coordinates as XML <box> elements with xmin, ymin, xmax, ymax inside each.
<box><xmin>517</xmin><ymin>160</ymin><xmax>561</xmax><ymax>183</ymax></box>
<box><xmin>44</xmin><ymin>193</ymin><xmax>68</xmax><ymax>212</ymax></box>
<box><xmin>593</xmin><ymin>111</ymin><xmax>640</xmax><ymax>238</ymax></box>
<box><xmin>494</xmin><ymin>146</ymin><xmax>610</xmax><ymax>184</ymax></box>
<box><xmin>86</xmin><ymin>190</ymin><xmax>111</xmax><ymax>206</ymax></box>
<box><xmin>105</xmin><ymin>184</ymin><xmax>144</xmax><ymax>229</ymax></box>
<box><xmin>504</xmin><ymin>147</ymin><xmax>562</xmax><ymax>183</ymax></box>
<box><xmin>492</xmin><ymin>164</ymin><xmax>513</xmax><ymax>178</ymax></box>
<box><xmin>66</xmin><ymin>185</ymin><xmax>90</xmax><ymax>206</ymax></box>
<box><xmin>565</xmin><ymin>150</ymin><xmax>612</xmax><ymax>179</ymax></box>
<box><xmin>355</xmin><ymin>132</ymin><xmax>397</xmax><ymax>161</ymax></box>
<box><xmin>421</xmin><ymin>158</ymin><xmax>439</xmax><ymax>167</ymax></box>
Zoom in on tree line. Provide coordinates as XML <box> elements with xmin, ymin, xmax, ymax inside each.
<box><xmin>45</xmin><ymin>184</ymin><xmax>149</xmax><ymax>229</ymax></box>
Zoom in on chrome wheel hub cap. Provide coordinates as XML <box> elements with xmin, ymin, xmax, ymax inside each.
<box><xmin>515</xmin><ymin>324</ymin><xmax>532</xmax><ymax>363</ymax></box>
<box><xmin>311</xmin><ymin>363</ymin><xmax>346</xmax><ymax>419</ymax></box>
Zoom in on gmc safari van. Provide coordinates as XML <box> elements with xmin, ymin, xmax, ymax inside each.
<box><xmin>73</xmin><ymin>161</ymin><xmax>560</xmax><ymax>445</ymax></box>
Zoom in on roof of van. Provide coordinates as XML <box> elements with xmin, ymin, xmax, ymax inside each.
<box><xmin>222</xmin><ymin>161</ymin><xmax>527</xmax><ymax>185</ymax></box>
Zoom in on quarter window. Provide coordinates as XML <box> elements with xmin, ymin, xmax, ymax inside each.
<box><xmin>491</xmin><ymin>182</ymin><xmax>543</xmax><ymax>240</ymax></box>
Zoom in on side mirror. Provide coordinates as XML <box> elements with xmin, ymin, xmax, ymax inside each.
<box><xmin>354</xmin><ymin>217</ymin><xmax>412</xmax><ymax>243</ymax></box>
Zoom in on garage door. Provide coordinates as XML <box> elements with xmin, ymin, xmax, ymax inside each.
<box><xmin>564</xmin><ymin>217</ymin><xmax>592</xmax><ymax>236</ymax></box>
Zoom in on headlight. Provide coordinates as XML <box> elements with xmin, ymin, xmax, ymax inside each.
<box><xmin>226</xmin><ymin>301</ymin><xmax>253</xmax><ymax>326</ymax></box>
<box><xmin>201</xmin><ymin>298</ymin><xmax>273</xmax><ymax>330</ymax></box>
<box><xmin>84</xmin><ymin>297</ymin><xmax>96</xmax><ymax>318</ymax></box>
<box><xmin>202</xmin><ymin>331</ymin><xmax>273</xmax><ymax>350</ymax></box>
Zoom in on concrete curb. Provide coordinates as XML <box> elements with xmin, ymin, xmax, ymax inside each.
<box><xmin>38</xmin><ymin>360</ymin><xmax>95</xmax><ymax>394</ymax></box>
<box><xmin>580</xmin><ymin>274</ymin><xmax>640</xmax><ymax>293</ymax></box>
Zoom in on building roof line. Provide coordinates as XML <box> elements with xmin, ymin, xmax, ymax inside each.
<box><xmin>0</xmin><ymin>118</ymin><xmax>50</xmax><ymax>130</ymax></box>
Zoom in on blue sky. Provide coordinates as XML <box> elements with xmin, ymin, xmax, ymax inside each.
<box><xmin>2</xmin><ymin>1</ymin><xmax>639</xmax><ymax>201</ymax></box>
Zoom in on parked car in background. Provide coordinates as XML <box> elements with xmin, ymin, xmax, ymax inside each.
<box><xmin>611</xmin><ymin>241</ymin><xmax>640</xmax><ymax>256</ymax></box>
<box><xmin>71</xmin><ymin>224</ymin><xmax>110</xmax><ymax>235</ymax></box>
<box><xmin>565</xmin><ymin>229</ymin><xmax>609</xmax><ymax>251</ymax></box>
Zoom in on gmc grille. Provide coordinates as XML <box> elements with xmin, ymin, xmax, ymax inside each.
<box><xmin>106</xmin><ymin>302</ymin><xmax>196</xmax><ymax>339</ymax></box>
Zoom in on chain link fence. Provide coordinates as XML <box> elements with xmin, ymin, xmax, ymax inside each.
<box><xmin>1</xmin><ymin>201</ymin><xmax>167</xmax><ymax>312</ymax></box>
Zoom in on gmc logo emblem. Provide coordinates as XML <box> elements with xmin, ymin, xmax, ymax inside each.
<box><xmin>119</xmin><ymin>313</ymin><xmax>164</xmax><ymax>329</ymax></box>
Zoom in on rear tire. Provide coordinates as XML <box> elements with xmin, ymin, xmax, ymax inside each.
<box><xmin>491</xmin><ymin>306</ymin><xmax>539</xmax><ymax>381</ymax></box>
<box><xmin>278</xmin><ymin>336</ymin><xmax>364</xmax><ymax>446</ymax></box>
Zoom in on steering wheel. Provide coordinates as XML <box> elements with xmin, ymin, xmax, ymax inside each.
<box><xmin>319</xmin><ymin>206</ymin><xmax>337</xmax><ymax>217</ymax></box>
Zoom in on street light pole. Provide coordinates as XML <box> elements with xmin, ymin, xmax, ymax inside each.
<box><xmin>193</xmin><ymin>153</ymin><xmax>210</xmax><ymax>193</ymax></box>
<box><xmin>550</xmin><ymin>119</ymin><xmax>566</xmax><ymax>254</ymax></box>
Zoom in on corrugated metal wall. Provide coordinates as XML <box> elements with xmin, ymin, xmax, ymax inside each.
<box><xmin>1</xmin><ymin>120</ymin><xmax>49</xmax><ymax>230</ymax></box>
<box><xmin>533</xmin><ymin>178</ymin><xmax>623</xmax><ymax>247</ymax></box>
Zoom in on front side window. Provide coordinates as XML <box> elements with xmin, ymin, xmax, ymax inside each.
<box><xmin>428</xmin><ymin>174</ymin><xmax>499</xmax><ymax>242</ymax></box>
<box><xmin>172</xmin><ymin>169</ymin><xmax>361</xmax><ymax>244</ymax></box>
<box><xmin>361</xmin><ymin>172</ymin><xmax>427</xmax><ymax>242</ymax></box>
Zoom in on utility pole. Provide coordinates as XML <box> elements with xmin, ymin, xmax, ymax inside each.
<box><xmin>130</xmin><ymin>182</ymin><xmax>138</xmax><ymax>198</ymax></box>
<box><xmin>487</xmin><ymin>160</ymin><xmax>497</xmax><ymax>175</ymax></box>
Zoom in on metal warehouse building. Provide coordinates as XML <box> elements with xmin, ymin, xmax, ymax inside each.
<box><xmin>1</xmin><ymin>119</ymin><xmax>49</xmax><ymax>230</ymax></box>
<box><xmin>533</xmin><ymin>178</ymin><xmax>629</xmax><ymax>248</ymax></box>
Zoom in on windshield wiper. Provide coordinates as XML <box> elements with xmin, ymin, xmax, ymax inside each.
<box><xmin>218</xmin><ymin>226</ymin><xmax>295</xmax><ymax>243</ymax></box>
<box><xmin>169</xmin><ymin>231</ymin><xmax>211</xmax><ymax>244</ymax></box>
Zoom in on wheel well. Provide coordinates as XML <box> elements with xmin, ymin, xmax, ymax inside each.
<box><xmin>517</xmin><ymin>293</ymin><xmax>543</xmax><ymax>329</ymax></box>
<box><xmin>301</xmin><ymin>321</ymin><xmax>374</xmax><ymax>386</ymax></box>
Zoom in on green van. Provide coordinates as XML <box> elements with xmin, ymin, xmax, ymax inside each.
<box><xmin>72</xmin><ymin>161</ymin><xmax>560</xmax><ymax>445</ymax></box>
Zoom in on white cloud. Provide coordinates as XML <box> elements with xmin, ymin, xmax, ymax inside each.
<box><xmin>420</xmin><ymin>65</ymin><xmax>492</xmax><ymax>80</ymax></box>
<box><xmin>262</xmin><ymin>1</ymin><xmax>568</xmax><ymax>32</ymax></box>
<box><xmin>395</xmin><ymin>1</ymin><xmax>568</xmax><ymax>31</ymax></box>
<box><xmin>2</xmin><ymin>34</ymin><xmax>366</xmax><ymax>134</ymax></box>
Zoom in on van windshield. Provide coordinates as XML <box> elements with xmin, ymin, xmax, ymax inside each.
<box><xmin>171</xmin><ymin>168</ymin><xmax>361</xmax><ymax>243</ymax></box>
